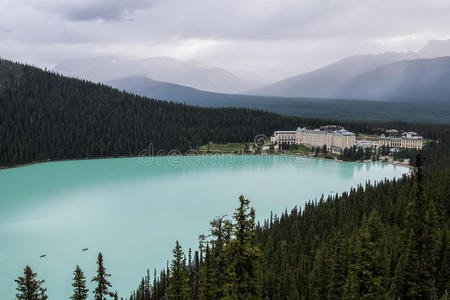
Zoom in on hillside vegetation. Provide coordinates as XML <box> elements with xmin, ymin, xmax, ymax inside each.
<box><xmin>1</xmin><ymin>58</ymin><xmax>450</xmax><ymax>168</ymax></box>
<box><xmin>109</xmin><ymin>76</ymin><xmax>450</xmax><ymax>124</ymax></box>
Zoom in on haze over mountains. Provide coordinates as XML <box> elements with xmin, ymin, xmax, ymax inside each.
<box><xmin>56</xmin><ymin>39</ymin><xmax>450</xmax><ymax>103</ymax></box>
<box><xmin>333</xmin><ymin>56</ymin><xmax>450</xmax><ymax>102</ymax></box>
<box><xmin>250</xmin><ymin>39</ymin><xmax>450</xmax><ymax>101</ymax></box>
<box><xmin>55</xmin><ymin>56</ymin><xmax>264</xmax><ymax>94</ymax></box>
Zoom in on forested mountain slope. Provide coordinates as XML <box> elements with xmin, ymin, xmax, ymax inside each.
<box><xmin>0</xmin><ymin>59</ymin><xmax>301</xmax><ymax>167</ymax></box>
<box><xmin>108</xmin><ymin>76</ymin><xmax>450</xmax><ymax>124</ymax></box>
<box><xmin>2</xmin><ymin>58</ymin><xmax>449</xmax><ymax>168</ymax></box>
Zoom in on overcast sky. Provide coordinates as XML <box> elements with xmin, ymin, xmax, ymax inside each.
<box><xmin>1</xmin><ymin>0</ymin><xmax>450</xmax><ymax>81</ymax></box>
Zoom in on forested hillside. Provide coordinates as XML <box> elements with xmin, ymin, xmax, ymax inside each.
<box><xmin>108</xmin><ymin>76</ymin><xmax>450</xmax><ymax>124</ymax></box>
<box><xmin>0</xmin><ymin>59</ymin><xmax>303</xmax><ymax>168</ymax></box>
<box><xmin>1</xmin><ymin>58</ymin><xmax>450</xmax><ymax>168</ymax></box>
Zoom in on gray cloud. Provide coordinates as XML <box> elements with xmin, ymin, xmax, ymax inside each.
<box><xmin>0</xmin><ymin>0</ymin><xmax>450</xmax><ymax>80</ymax></box>
<box><xmin>35</xmin><ymin>0</ymin><xmax>153</xmax><ymax>21</ymax></box>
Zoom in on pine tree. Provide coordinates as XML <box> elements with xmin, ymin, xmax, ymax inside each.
<box><xmin>310</xmin><ymin>244</ymin><xmax>330</xmax><ymax>299</ymax></box>
<box><xmin>434</xmin><ymin>227</ymin><xmax>449</xmax><ymax>297</ymax></box>
<box><xmin>192</xmin><ymin>251</ymin><xmax>201</xmax><ymax>300</ymax></box>
<box><xmin>168</xmin><ymin>241</ymin><xmax>190</xmax><ymax>300</ymax></box>
<box><xmin>144</xmin><ymin>269</ymin><xmax>151</xmax><ymax>300</ymax></box>
<box><xmin>224</xmin><ymin>196</ymin><xmax>261</xmax><ymax>300</ymax></box>
<box><xmin>209</xmin><ymin>215</ymin><xmax>232</xmax><ymax>298</ymax></box>
<box><xmin>395</xmin><ymin>153</ymin><xmax>438</xmax><ymax>299</ymax></box>
<box><xmin>92</xmin><ymin>252</ymin><xmax>114</xmax><ymax>300</ymax></box>
<box><xmin>136</xmin><ymin>279</ymin><xmax>145</xmax><ymax>300</ymax></box>
<box><xmin>15</xmin><ymin>265</ymin><xmax>48</xmax><ymax>300</ymax></box>
<box><xmin>199</xmin><ymin>244</ymin><xmax>217</xmax><ymax>299</ymax></box>
<box><xmin>343</xmin><ymin>233</ymin><xmax>359</xmax><ymax>300</ymax></box>
<box><xmin>71</xmin><ymin>265</ymin><xmax>89</xmax><ymax>300</ymax></box>
<box><xmin>279</xmin><ymin>254</ymin><xmax>299</xmax><ymax>300</ymax></box>
<box><xmin>328</xmin><ymin>234</ymin><xmax>347</xmax><ymax>300</ymax></box>
<box><xmin>345</xmin><ymin>211</ymin><xmax>387</xmax><ymax>299</ymax></box>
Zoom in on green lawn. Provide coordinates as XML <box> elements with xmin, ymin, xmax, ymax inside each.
<box><xmin>275</xmin><ymin>144</ymin><xmax>311</xmax><ymax>155</ymax></box>
<box><xmin>198</xmin><ymin>142</ymin><xmax>248</xmax><ymax>153</ymax></box>
<box><xmin>356</xmin><ymin>133</ymin><xmax>380</xmax><ymax>141</ymax></box>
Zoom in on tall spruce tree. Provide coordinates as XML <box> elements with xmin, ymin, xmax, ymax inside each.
<box><xmin>92</xmin><ymin>252</ymin><xmax>114</xmax><ymax>300</ymax></box>
<box><xmin>345</xmin><ymin>210</ymin><xmax>387</xmax><ymax>299</ymax></box>
<box><xmin>209</xmin><ymin>215</ymin><xmax>232</xmax><ymax>298</ymax></box>
<box><xmin>310</xmin><ymin>244</ymin><xmax>330</xmax><ymax>299</ymax></box>
<box><xmin>71</xmin><ymin>265</ymin><xmax>88</xmax><ymax>300</ymax></box>
<box><xmin>144</xmin><ymin>269</ymin><xmax>151</xmax><ymax>300</ymax></box>
<box><xmin>328</xmin><ymin>233</ymin><xmax>347</xmax><ymax>300</ymax></box>
<box><xmin>433</xmin><ymin>227</ymin><xmax>449</xmax><ymax>297</ymax></box>
<box><xmin>191</xmin><ymin>251</ymin><xmax>201</xmax><ymax>300</ymax></box>
<box><xmin>15</xmin><ymin>265</ymin><xmax>48</xmax><ymax>300</ymax></box>
<box><xmin>394</xmin><ymin>153</ymin><xmax>438</xmax><ymax>299</ymax></box>
<box><xmin>199</xmin><ymin>244</ymin><xmax>217</xmax><ymax>299</ymax></box>
<box><xmin>224</xmin><ymin>196</ymin><xmax>261</xmax><ymax>300</ymax></box>
<box><xmin>168</xmin><ymin>241</ymin><xmax>190</xmax><ymax>300</ymax></box>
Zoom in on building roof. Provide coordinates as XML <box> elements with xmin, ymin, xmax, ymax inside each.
<box><xmin>296</xmin><ymin>128</ymin><xmax>328</xmax><ymax>135</ymax></box>
<box><xmin>296</xmin><ymin>127</ymin><xmax>355</xmax><ymax>136</ymax></box>
<box><xmin>334</xmin><ymin>128</ymin><xmax>355</xmax><ymax>136</ymax></box>
<box><xmin>380</xmin><ymin>136</ymin><xmax>423</xmax><ymax>140</ymax></box>
<box><xmin>356</xmin><ymin>141</ymin><xmax>377</xmax><ymax>145</ymax></box>
<box><xmin>274</xmin><ymin>131</ymin><xmax>296</xmax><ymax>134</ymax></box>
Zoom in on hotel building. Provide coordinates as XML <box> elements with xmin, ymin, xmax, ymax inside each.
<box><xmin>378</xmin><ymin>132</ymin><xmax>423</xmax><ymax>150</ymax></box>
<box><xmin>270</xmin><ymin>127</ymin><xmax>356</xmax><ymax>152</ymax></box>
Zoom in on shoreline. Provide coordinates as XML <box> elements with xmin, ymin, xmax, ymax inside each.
<box><xmin>0</xmin><ymin>151</ymin><xmax>413</xmax><ymax>171</ymax></box>
<box><xmin>274</xmin><ymin>152</ymin><xmax>413</xmax><ymax>170</ymax></box>
<box><xmin>0</xmin><ymin>155</ymin><xmax>139</xmax><ymax>171</ymax></box>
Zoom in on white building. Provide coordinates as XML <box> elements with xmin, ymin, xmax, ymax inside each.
<box><xmin>356</xmin><ymin>140</ymin><xmax>378</xmax><ymax>149</ymax></box>
<box><xmin>271</xmin><ymin>127</ymin><xmax>356</xmax><ymax>152</ymax></box>
<box><xmin>378</xmin><ymin>132</ymin><xmax>423</xmax><ymax>150</ymax></box>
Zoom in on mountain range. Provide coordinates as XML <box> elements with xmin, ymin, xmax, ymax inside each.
<box><xmin>108</xmin><ymin>76</ymin><xmax>450</xmax><ymax>124</ymax></box>
<box><xmin>333</xmin><ymin>56</ymin><xmax>450</xmax><ymax>102</ymax></box>
<box><xmin>250</xmin><ymin>39</ymin><xmax>450</xmax><ymax>101</ymax></box>
<box><xmin>57</xmin><ymin>39</ymin><xmax>450</xmax><ymax>103</ymax></box>
<box><xmin>55</xmin><ymin>56</ymin><xmax>263</xmax><ymax>94</ymax></box>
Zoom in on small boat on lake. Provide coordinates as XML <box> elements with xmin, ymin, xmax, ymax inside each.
<box><xmin>82</xmin><ymin>248</ymin><xmax>88</xmax><ymax>251</ymax></box>
<box><xmin>40</xmin><ymin>254</ymin><xmax>46</xmax><ymax>258</ymax></box>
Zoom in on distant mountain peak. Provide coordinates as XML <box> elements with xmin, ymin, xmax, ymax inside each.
<box><xmin>249</xmin><ymin>39</ymin><xmax>450</xmax><ymax>100</ymax></box>
<box><xmin>418</xmin><ymin>39</ymin><xmax>450</xmax><ymax>58</ymax></box>
<box><xmin>55</xmin><ymin>56</ymin><xmax>259</xmax><ymax>93</ymax></box>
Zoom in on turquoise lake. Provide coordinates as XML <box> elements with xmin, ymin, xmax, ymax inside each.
<box><xmin>0</xmin><ymin>155</ymin><xmax>409</xmax><ymax>298</ymax></box>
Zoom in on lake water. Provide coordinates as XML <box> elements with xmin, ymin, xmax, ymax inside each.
<box><xmin>0</xmin><ymin>155</ymin><xmax>408</xmax><ymax>298</ymax></box>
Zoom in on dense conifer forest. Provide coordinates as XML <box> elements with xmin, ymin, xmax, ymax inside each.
<box><xmin>3</xmin><ymin>58</ymin><xmax>449</xmax><ymax>299</ymax></box>
<box><xmin>1</xmin><ymin>58</ymin><xmax>450</xmax><ymax>168</ymax></box>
